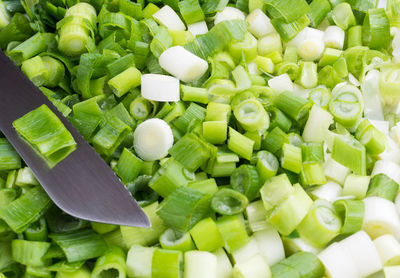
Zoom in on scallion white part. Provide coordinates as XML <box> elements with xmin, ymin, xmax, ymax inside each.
<box><xmin>377</xmin><ymin>138</ymin><xmax>400</xmax><ymax>164</ymax></box>
<box><xmin>267</xmin><ymin>74</ymin><xmax>293</xmax><ymax>94</ymax></box>
<box><xmin>287</xmin><ymin>27</ymin><xmax>324</xmax><ymax>48</ymax></box>
<box><xmin>370</xmin><ymin>120</ymin><xmax>389</xmax><ymax>135</ymax></box>
<box><xmin>153</xmin><ymin>5</ymin><xmax>186</xmax><ymax>31</ymax></box>
<box><xmin>371</xmin><ymin>160</ymin><xmax>400</xmax><ymax>185</ymax></box>
<box><xmin>390</xmin><ymin>124</ymin><xmax>400</xmax><ymax>145</ymax></box>
<box><xmin>232</xmin><ymin>238</ymin><xmax>261</xmax><ymax>264</ymax></box>
<box><xmin>340</xmin><ymin>231</ymin><xmax>382</xmax><ymax>277</ymax></box>
<box><xmin>323</xmin><ymin>26</ymin><xmax>345</xmax><ymax>49</ymax></box>
<box><xmin>246</xmin><ymin>9</ymin><xmax>275</xmax><ymax>38</ymax></box>
<box><xmin>133</xmin><ymin>118</ymin><xmax>174</xmax><ymax>161</ymax></box>
<box><xmin>184</xmin><ymin>251</ymin><xmax>217</xmax><ymax>278</ymax></box>
<box><xmin>318</xmin><ymin>242</ymin><xmax>360</xmax><ymax>278</ymax></box>
<box><xmin>384</xmin><ymin>266</ymin><xmax>400</xmax><ymax>278</ymax></box>
<box><xmin>187</xmin><ymin>21</ymin><xmax>208</xmax><ymax>37</ymax></box>
<box><xmin>324</xmin><ymin>154</ymin><xmax>351</xmax><ymax>185</ymax></box>
<box><xmin>282</xmin><ymin>236</ymin><xmax>322</xmax><ymax>255</ymax></box>
<box><xmin>214</xmin><ymin>7</ymin><xmax>245</xmax><ymax>25</ymax></box>
<box><xmin>141</xmin><ymin>74</ymin><xmax>180</xmax><ymax>102</ymax></box>
<box><xmin>126</xmin><ymin>246</ymin><xmax>155</xmax><ymax>278</ymax></box>
<box><xmin>298</xmin><ymin>38</ymin><xmax>325</xmax><ymax>61</ymax></box>
<box><xmin>253</xmin><ymin>228</ymin><xmax>285</xmax><ymax>266</ymax></box>
<box><xmin>373</xmin><ymin>234</ymin><xmax>400</xmax><ymax>266</ymax></box>
<box><xmin>159</xmin><ymin>46</ymin><xmax>209</xmax><ymax>83</ymax></box>
<box><xmin>247</xmin><ymin>62</ymin><xmax>261</xmax><ymax>75</ymax></box>
<box><xmin>303</xmin><ymin>104</ymin><xmax>334</xmax><ymax>142</ymax></box>
<box><xmin>213</xmin><ymin>248</ymin><xmax>233</xmax><ymax>278</ymax></box>
<box><xmin>233</xmin><ymin>254</ymin><xmax>271</xmax><ymax>278</ymax></box>
<box><xmin>363</xmin><ymin>197</ymin><xmax>400</xmax><ymax>240</ymax></box>
<box><xmin>361</xmin><ymin>70</ymin><xmax>385</xmax><ymax>121</ymax></box>
<box><xmin>310</xmin><ymin>181</ymin><xmax>343</xmax><ymax>202</ymax></box>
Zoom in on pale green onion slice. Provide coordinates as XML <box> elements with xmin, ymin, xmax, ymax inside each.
<box><xmin>214</xmin><ymin>7</ymin><xmax>245</xmax><ymax>25</ymax></box>
<box><xmin>246</xmin><ymin>9</ymin><xmax>275</xmax><ymax>38</ymax></box>
<box><xmin>184</xmin><ymin>251</ymin><xmax>217</xmax><ymax>278</ymax></box>
<box><xmin>153</xmin><ymin>5</ymin><xmax>186</xmax><ymax>31</ymax></box>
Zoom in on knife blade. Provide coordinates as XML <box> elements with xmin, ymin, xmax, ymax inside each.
<box><xmin>0</xmin><ymin>50</ymin><xmax>150</xmax><ymax>228</ymax></box>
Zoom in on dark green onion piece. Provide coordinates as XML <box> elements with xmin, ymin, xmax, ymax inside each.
<box><xmin>126</xmin><ymin>175</ymin><xmax>159</xmax><ymax>207</ymax></box>
<box><xmin>211</xmin><ymin>188</ymin><xmax>249</xmax><ymax>216</ymax></box>
<box><xmin>115</xmin><ymin>148</ymin><xmax>143</xmax><ymax>184</ymax></box>
<box><xmin>0</xmin><ymin>186</ymin><xmax>51</xmax><ymax>233</ymax></box>
<box><xmin>0</xmin><ymin>138</ymin><xmax>21</xmax><ymax>171</ymax></box>
<box><xmin>172</xmin><ymin>103</ymin><xmax>206</xmax><ymax>133</ymax></box>
<box><xmin>11</xmin><ymin>239</ymin><xmax>51</xmax><ymax>267</ymax></box>
<box><xmin>178</xmin><ymin>0</ymin><xmax>204</xmax><ymax>25</ymax></box>
<box><xmin>49</xmin><ymin>228</ymin><xmax>108</xmax><ymax>263</ymax></box>
<box><xmin>261</xmin><ymin>126</ymin><xmax>289</xmax><ymax>155</ymax></box>
<box><xmin>12</xmin><ymin>104</ymin><xmax>77</xmax><ymax>167</ymax></box>
<box><xmin>274</xmin><ymin>91</ymin><xmax>312</xmax><ymax>123</ymax></box>
<box><xmin>307</xmin><ymin>0</ymin><xmax>331</xmax><ymax>27</ymax></box>
<box><xmin>363</xmin><ymin>8</ymin><xmax>390</xmax><ymax>50</ymax></box>
<box><xmin>24</xmin><ymin>218</ymin><xmax>47</xmax><ymax>242</ymax></box>
<box><xmin>149</xmin><ymin>158</ymin><xmax>195</xmax><ymax>198</ymax></box>
<box><xmin>156</xmin><ymin>187</ymin><xmax>212</xmax><ymax>232</ymax></box>
<box><xmin>268</xmin><ymin>107</ymin><xmax>292</xmax><ymax>133</ymax></box>
<box><xmin>271</xmin><ymin>14</ymin><xmax>310</xmax><ymax>42</ymax></box>
<box><xmin>367</xmin><ymin>174</ymin><xmax>399</xmax><ymax>202</ymax></box>
<box><xmin>0</xmin><ymin>13</ymin><xmax>33</xmax><ymax>49</ymax></box>
<box><xmin>45</xmin><ymin>205</ymin><xmax>87</xmax><ymax>234</ymax></box>
<box><xmin>333</xmin><ymin>199</ymin><xmax>364</xmax><ymax>235</ymax></box>
<box><xmin>230</xmin><ymin>164</ymin><xmax>260</xmax><ymax>201</ymax></box>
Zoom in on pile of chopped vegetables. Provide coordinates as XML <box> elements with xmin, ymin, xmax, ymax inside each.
<box><xmin>3</xmin><ymin>0</ymin><xmax>400</xmax><ymax>277</ymax></box>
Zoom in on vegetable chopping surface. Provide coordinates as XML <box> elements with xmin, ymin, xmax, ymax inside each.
<box><xmin>2</xmin><ymin>0</ymin><xmax>400</xmax><ymax>277</ymax></box>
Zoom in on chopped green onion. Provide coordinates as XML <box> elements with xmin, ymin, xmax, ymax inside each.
<box><xmin>211</xmin><ymin>188</ymin><xmax>249</xmax><ymax>215</ymax></box>
<box><xmin>256</xmin><ymin>150</ymin><xmax>279</xmax><ymax>183</ymax></box>
<box><xmin>181</xmin><ymin>85</ymin><xmax>208</xmax><ymax>104</ymax></box>
<box><xmin>281</xmin><ymin>143</ymin><xmax>302</xmax><ymax>174</ymax></box>
<box><xmin>347</xmin><ymin>25</ymin><xmax>363</xmax><ymax>48</ymax></box>
<box><xmin>268</xmin><ymin>184</ymin><xmax>313</xmax><ymax>235</ymax></box>
<box><xmin>0</xmin><ymin>186</ymin><xmax>51</xmax><ymax>233</ymax></box>
<box><xmin>272</xmin><ymin>252</ymin><xmax>324</xmax><ymax>278</ymax></box>
<box><xmin>115</xmin><ymin>148</ymin><xmax>143</xmax><ymax>184</ymax></box>
<box><xmin>373</xmin><ymin>234</ymin><xmax>400</xmax><ymax>266</ymax></box>
<box><xmin>342</xmin><ymin>174</ymin><xmax>371</xmax><ymax>199</ymax></box>
<box><xmin>190</xmin><ymin>217</ymin><xmax>225</xmax><ymax>252</ymax></box>
<box><xmin>363</xmin><ymin>8</ymin><xmax>390</xmax><ymax>50</ymax></box>
<box><xmin>21</xmin><ymin>56</ymin><xmax>49</xmax><ymax>87</ymax></box>
<box><xmin>271</xmin><ymin>14</ymin><xmax>311</xmax><ymax>42</ymax></box>
<box><xmin>121</xmin><ymin>202</ymin><xmax>166</xmax><ymax>247</ymax></box>
<box><xmin>156</xmin><ymin>186</ymin><xmax>212</xmax><ymax>232</ymax></box>
<box><xmin>188</xmin><ymin>178</ymin><xmax>218</xmax><ymax>195</ymax></box>
<box><xmin>151</xmin><ymin>248</ymin><xmax>183</xmax><ymax>278</ymax></box>
<box><xmin>264</xmin><ymin>0</ymin><xmax>310</xmax><ymax>23</ymax></box>
<box><xmin>331</xmin><ymin>2</ymin><xmax>356</xmax><ymax>30</ymax></box>
<box><xmin>333</xmin><ymin>198</ymin><xmax>364</xmax><ymax>235</ymax></box>
<box><xmin>246</xmin><ymin>9</ymin><xmax>275</xmax><ymax>38</ymax></box>
<box><xmin>227</xmin><ymin>127</ymin><xmax>254</xmax><ymax>161</ymax></box>
<box><xmin>13</xmin><ymin>104</ymin><xmax>77</xmax><ymax>167</ymax></box>
<box><xmin>228</xmin><ymin>32</ymin><xmax>258</xmax><ymax>63</ymax></box>
<box><xmin>332</xmin><ymin>134</ymin><xmax>366</xmax><ymax>175</ymax></box>
<box><xmin>0</xmin><ymin>12</ymin><xmax>33</xmax><ymax>49</ymax></box>
<box><xmin>149</xmin><ymin>158</ymin><xmax>194</xmax><ymax>197</ymax></box>
<box><xmin>24</xmin><ymin>218</ymin><xmax>47</xmax><ymax>242</ymax></box>
<box><xmin>126</xmin><ymin>246</ymin><xmax>155</xmax><ymax>278</ymax></box>
<box><xmin>153</xmin><ymin>5</ymin><xmax>186</xmax><ymax>31</ymax></box>
<box><xmin>307</xmin><ymin>0</ymin><xmax>331</xmax><ymax>27</ymax></box>
<box><xmin>274</xmin><ymin>90</ymin><xmax>312</xmax><ymax>123</ymax></box>
<box><xmin>260</xmin><ymin>174</ymin><xmax>294</xmax><ymax>211</ymax></box>
<box><xmin>367</xmin><ymin>173</ymin><xmax>399</xmax><ymax>201</ymax></box>
<box><xmin>216</xmin><ymin>215</ymin><xmax>249</xmax><ymax>253</ymax></box>
<box><xmin>91</xmin><ymin>246</ymin><xmax>126</xmax><ymax>278</ymax></box>
<box><xmin>141</xmin><ymin>74</ymin><xmax>180</xmax><ymax>102</ymax></box>
<box><xmin>49</xmin><ymin>228</ymin><xmax>108</xmax><ymax>263</ymax></box>
<box><xmin>233</xmin><ymin>254</ymin><xmax>271</xmax><ymax>278</ymax></box>
<box><xmin>0</xmin><ymin>138</ymin><xmax>21</xmax><ymax>171</ymax></box>
<box><xmin>159</xmin><ymin>228</ymin><xmax>195</xmax><ymax>251</ymax></box>
<box><xmin>11</xmin><ymin>239</ymin><xmax>51</xmax><ymax>267</ymax></box>
<box><xmin>297</xmin><ymin>200</ymin><xmax>341</xmax><ymax>247</ymax></box>
<box><xmin>230</xmin><ymin>164</ymin><xmax>260</xmax><ymax>201</ymax></box>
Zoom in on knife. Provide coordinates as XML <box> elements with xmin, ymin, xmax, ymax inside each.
<box><xmin>0</xmin><ymin>50</ymin><xmax>150</xmax><ymax>228</ymax></box>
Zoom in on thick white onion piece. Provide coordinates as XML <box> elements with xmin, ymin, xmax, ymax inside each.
<box><xmin>371</xmin><ymin>160</ymin><xmax>400</xmax><ymax>185</ymax></box>
<box><xmin>384</xmin><ymin>266</ymin><xmax>400</xmax><ymax>278</ymax></box>
<box><xmin>253</xmin><ymin>228</ymin><xmax>285</xmax><ymax>266</ymax></box>
<box><xmin>374</xmin><ymin>234</ymin><xmax>400</xmax><ymax>266</ymax></box>
<box><xmin>232</xmin><ymin>238</ymin><xmax>261</xmax><ymax>264</ymax></box>
<box><xmin>363</xmin><ymin>197</ymin><xmax>400</xmax><ymax>240</ymax></box>
<box><xmin>323</xmin><ymin>26</ymin><xmax>345</xmax><ymax>49</ymax></box>
<box><xmin>141</xmin><ymin>74</ymin><xmax>180</xmax><ymax>102</ymax></box>
<box><xmin>153</xmin><ymin>5</ymin><xmax>186</xmax><ymax>31</ymax></box>
<box><xmin>287</xmin><ymin>27</ymin><xmax>324</xmax><ymax>48</ymax></box>
<box><xmin>213</xmin><ymin>248</ymin><xmax>233</xmax><ymax>278</ymax></box>
<box><xmin>233</xmin><ymin>254</ymin><xmax>271</xmax><ymax>278</ymax></box>
<box><xmin>370</xmin><ymin>120</ymin><xmax>389</xmax><ymax>135</ymax></box>
<box><xmin>268</xmin><ymin>74</ymin><xmax>293</xmax><ymax>94</ymax></box>
<box><xmin>159</xmin><ymin>46</ymin><xmax>209</xmax><ymax>83</ymax></box>
<box><xmin>340</xmin><ymin>231</ymin><xmax>382</xmax><ymax>277</ymax></box>
<box><xmin>188</xmin><ymin>21</ymin><xmax>208</xmax><ymax>37</ymax></box>
<box><xmin>214</xmin><ymin>7</ymin><xmax>245</xmax><ymax>25</ymax></box>
<box><xmin>361</xmin><ymin>70</ymin><xmax>385</xmax><ymax>121</ymax></box>
<box><xmin>377</xmin><ymin>137</ymin><xmax>400</xmax><ymax>164</ymax></box>
<box><xmin>184</xmin><ymin>251</ymin><xmax>217</xmax><ymax>278</ymax></box>
<box><xmin>303</xmin><ymin>104</ymin><xmax>334</xmax><ymax>142</ymax></box>
<box><xmin>318</xmin><ymin>242</ymin><xmax>359</xmax><ymax>278</ymax></box>
<box><xmin>133</xmin><ymin>118</ymin><xmax>174</xmax><ymax>161</ymax></box>
<box><xmin>246</xmin><ymin>9</ymin><xmax>275</xmax><ymax>38</ymax></box>
<box><xmin>298</xmin><ymin>38</ymin><xmax>325</xmax><ymax>61</ymax></box>
<box><xmin>310</xmin><ymin>181</ymin><xmax>342</xmax><ymax>202</ymax></box>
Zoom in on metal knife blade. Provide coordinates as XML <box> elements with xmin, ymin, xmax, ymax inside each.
<box><xmin>0</xmin><ymin>50</ymin><xmax>150</xmax><ymax>228</ymax></box>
